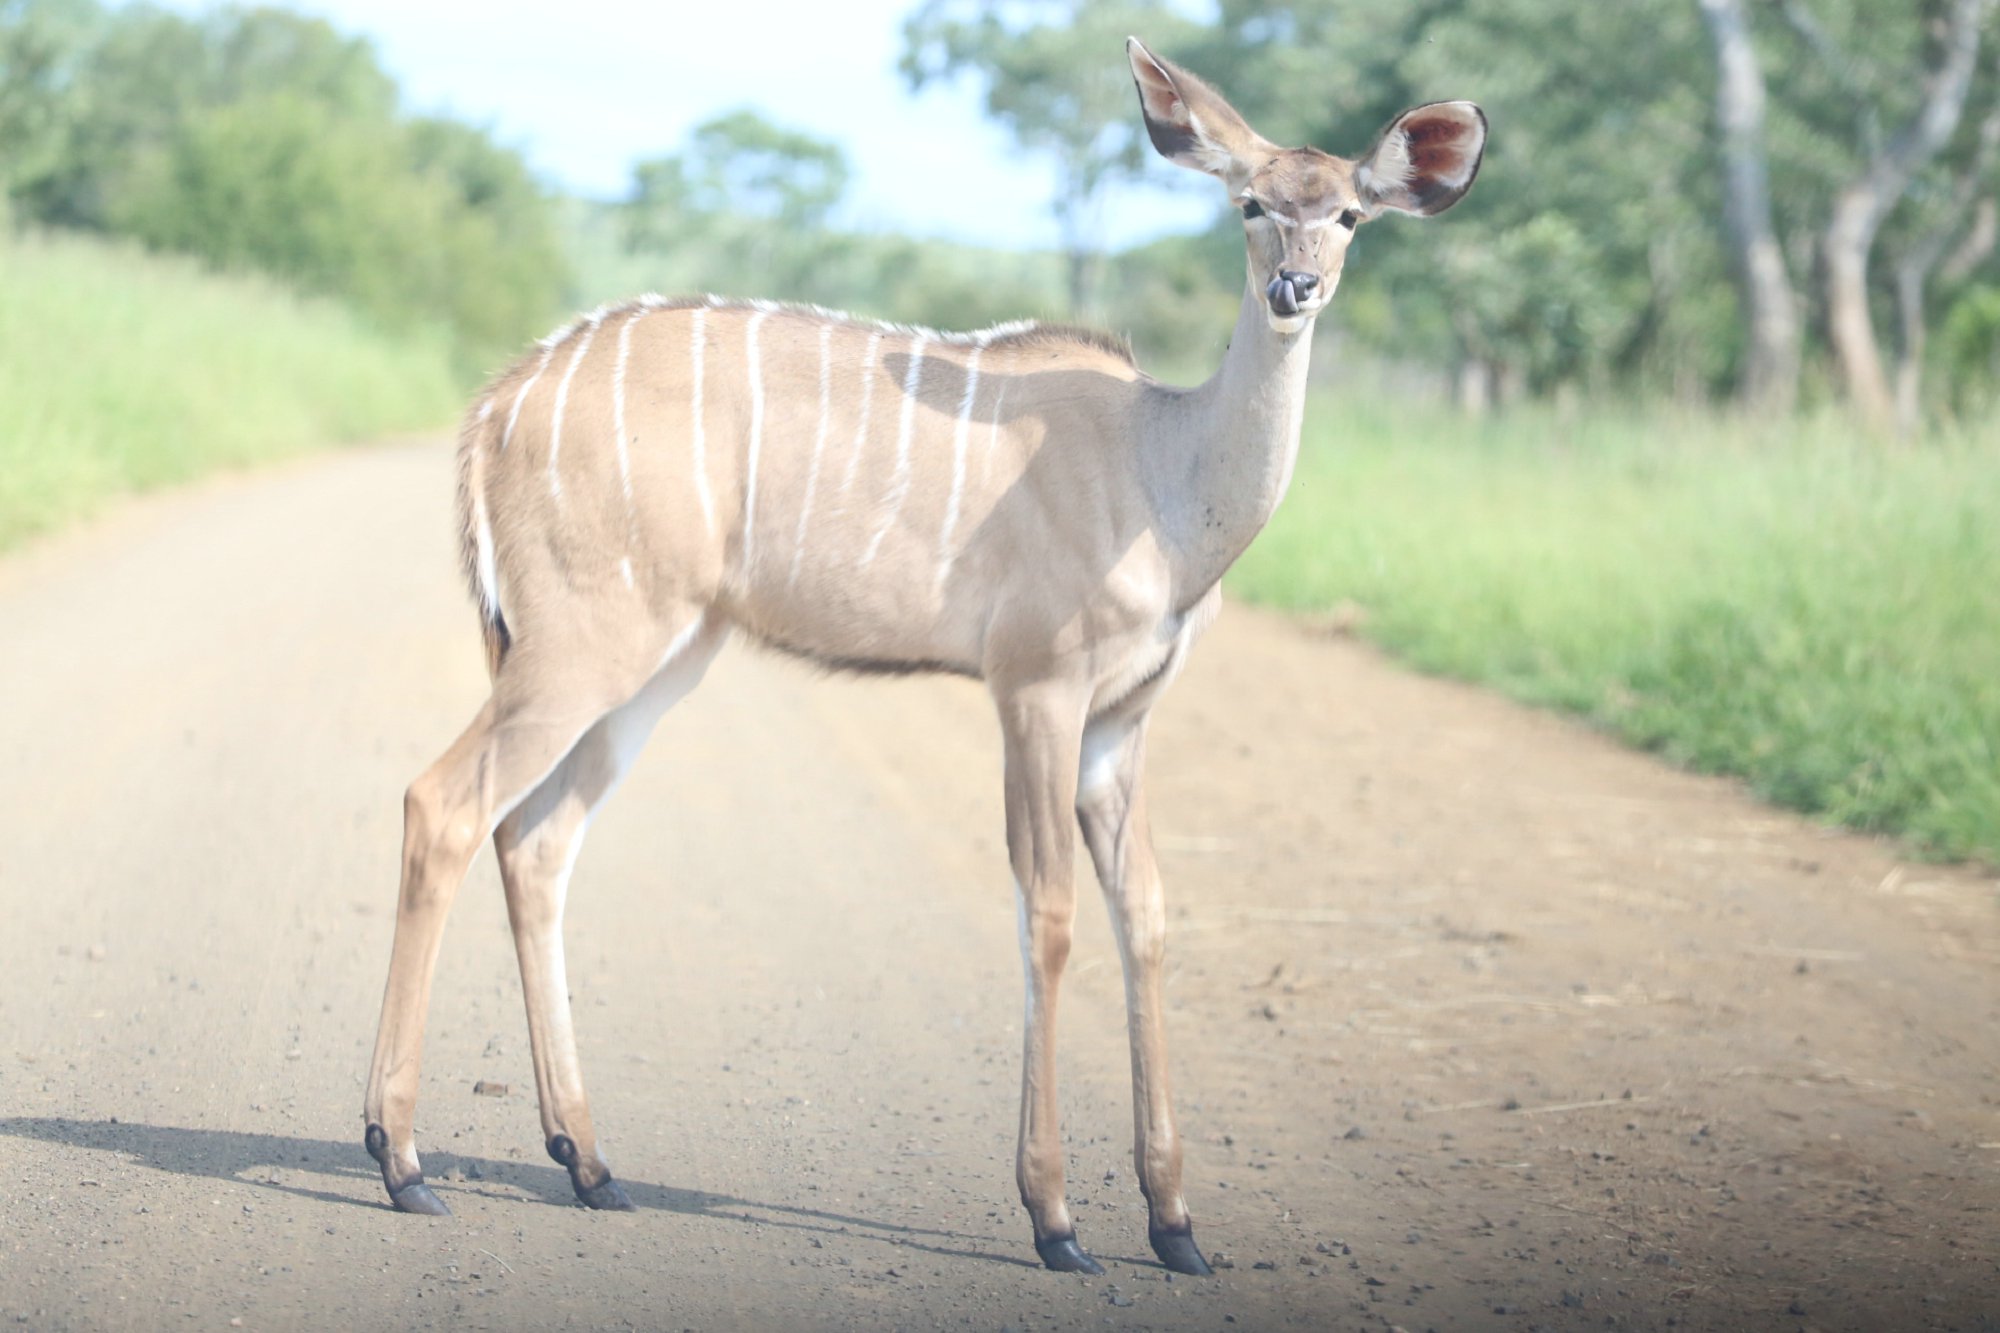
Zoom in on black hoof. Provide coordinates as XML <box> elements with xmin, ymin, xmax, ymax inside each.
<box><xmin>547</xmin><ymin>1134</ymin><xmax>634</xmax><ymax>1211</ymax></box>
<box><xmin>366</xmin><ymin>1123</ymin><xmax>451</xmax><ymax>1216</ymax></box>
<box><xmin>1035</xmin><ymin>1232</ymin><xmax>1105</xmax><ymax>1275</ymax></box>
<box><xmin>1149</xmin><ymin>1222</ymin><xmax>1214</xmax><ymax>1276</ymax></box>
<box><xmin>573</xmin><ymin>1174</ymin><xmax>635</xmax><ymax>1211</ymax></box>
<box><xmin>388</xmin><ymin>1179</ymin><xmax>452</xmax><ymax>1216</ymax></box>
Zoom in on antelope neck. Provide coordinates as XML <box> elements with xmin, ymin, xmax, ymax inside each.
<box><xmin>1144</xmin><ymin>279</ymin><xmax>1316</xmax><ymax>607</ymax></box>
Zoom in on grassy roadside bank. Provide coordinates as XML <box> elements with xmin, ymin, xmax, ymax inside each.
<box><xmin>0</xmin><ymin>230</ymin><xmax>461</xmax><ymax>551</ymax></box>
<box><xmin>1231</xmin><ymin>395</ymin><xmax>2000</xmax><ymax>864</ymax></box>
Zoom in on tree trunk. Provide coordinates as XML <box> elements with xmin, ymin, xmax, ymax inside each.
<box><xmin>1456</xmin><ymin>357</ymin><xmax>1493</xmax><ymax>416</ymax></box>
<box><xmin>1889</xmin><ymin>106</ymin><xmax>2000</xmax><ymax>440</ymax></box>
<box><xmin>1892</xmin><ymin>256</ymin><xmax>1927</xmax><ymax>439</ymax></box>
<box><xmin>1696</xmin><ymin>0</ymin><xmax>1801</xmax><ymax>414</ymax></box>
<box><xmin>1815</xmin><ymin>0</ymin><xmax>1992</xmax><ymax>432</ymax></box>
<box><xmin>1825</xmin><ymin>186</ymin><xmax>1897</xmax><ymax>429</ymax></box>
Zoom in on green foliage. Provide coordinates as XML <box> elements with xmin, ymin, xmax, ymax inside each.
<box><xmin>604</xmin><ymin>110</ymin><xmax>1073</xmax><ymax>344</ymax></box>
<box><xmin>1230</xmin><ymin>394</ymin><xmax>2000</xmax><ymax>862</ymax></box>
<box><xmin>0</xmin><ymin>0</ymin><xmax>96</xmax><ymax>200</ymax></box>
<box><xmin>2</xmin><ymin>1</ymin><xmax>568</xmax><ymax>364</ymax></box>
<box><xmin>1936</xmin><ymin>282</ymin><xmax>2000</xmax><ymax>407</ymax></box>
<box><xmin>0</xmin><ymin>229</ymin><xmax>457</xmax><ymax>550</ymax></box>
<box><xmin>576</xmin><ymin>194</ymin><xmax>1071</xmax><ymax>346</ymax></box>
<box><xmin>907</xmin><ymin>0</ymin><xmax>2000</xmax><ymax>409</ymax></box>
<box><xmin>902</xmin><ymin>0</ymin><xmax>1207</xmax><ymax>311</ymax></box>
<box><xmin>630</xmin><ymin>109</ymin><xmax>851</xmax><ymax>236</ymax></box>
<box><xmin>622</xmin><ymin>110</ymin><xmax>865</xmax><ymax>306</ymax></box>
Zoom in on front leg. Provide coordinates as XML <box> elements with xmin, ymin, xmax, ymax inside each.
<box><xmin>994</xmin><ymin>681</ymin><xmax>1103</xmax><ymax>1275</ymax></box>
<box><xmin>1076</xmin><ymin>711</ymin><xmax>1213</xmax><ymax>1275</ymax></box>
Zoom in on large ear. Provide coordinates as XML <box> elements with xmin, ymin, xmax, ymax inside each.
<box><xmin>1356</xmin><ymin>101</ymin><xmax>1487</xmax><ymax>217</ymax></box>
<box><xmin>1126</xmin><ymin>37</ymin><xmax>1272</xmax><ymax>182</ymax></box>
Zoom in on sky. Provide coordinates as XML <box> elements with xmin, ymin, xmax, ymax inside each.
<box><xmin>269</xmin><ymin>0</ymin><xmax>1222</xmax><ymax>251</ymax></box>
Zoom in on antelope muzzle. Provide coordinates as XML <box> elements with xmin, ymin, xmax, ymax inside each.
<box><xmin>1265</xmin><ymin>268</ymin><xmax>1320</xmax><ymax>318</ymax></box>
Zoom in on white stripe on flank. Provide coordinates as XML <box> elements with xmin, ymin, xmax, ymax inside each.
<box><xmin>933</xmin><ymin>343</ymin><xmax>983</xmax><ymax>594</ymax></box>
<box><xmin>689</xmin><ymin>306</ymin><xmax>715</xmax><ymax>533</ymax></box>
<box><xmin>837</xmin><ymin>331</ymin><xmax>883</xmax><ymax>499</ymax></box>
<box><xmin>788</xmin><ymin>323</ymin><xmax>836</xmax><ymax>589</ymax></box>
<box><xmin>860</xmin><ymin>334</ymin><xmax>930</xmax><ymax>567</ymax></box>
<box><xmin>611</xmin><ymin>308</ymin><xmax>650</xmax><ymax>584</ymax></box>
<box><xmin>980</xmin><ymin>349</ymin><xmax>1015</xmax><ymax>489</ymax></box>
<box><xmin>742</xmin><ymin>309</ymin><xmax>771</xmax><ymax>574</ymax></box>
<box><xmin>500</xmin><ymin>344</ymin><xmax>556</xmax><ymax>452</ymax></box>
<box><xmin>612</xmin><ymin>307</ymin><xmax>650</xmax><ymax>508</ymax></box>
<box><xmin>546</xmin><ymin>313</ymin><xmax>602</xmax><ymax>499</ymax></box>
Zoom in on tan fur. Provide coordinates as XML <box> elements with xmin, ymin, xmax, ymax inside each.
<box><xmin>365</xmin><ymin>41</ymin><xmax>1483</xmax><ymax>1270</ymax></box>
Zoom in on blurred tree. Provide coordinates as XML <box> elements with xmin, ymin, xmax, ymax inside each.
<box><xmin>627</xmin><ymin>109</ymin><xmax>850</xmax><ymax>246</ymax></box>
<box><xmin>901</xmin><ymin>0</ymin><xmax>1205</xmax><ymax>315</ymax></box>
<box><xmin>117</xmin><ymin>93</ymin><xmax>565</xmax><ymax>361</ymax></box>
<box><xmin>0</xmin><ymin>0</ymin><xmax>97</xmax><ymax>211</ymax></box>
<box><xmin>16</xmin><ymin>3</ymin><xmax>396</xmax><ymax>227</ymax></box>
<box><xmin>1774</xmin><ymin>0</ymin><xmax>1996</xmax><ymax>431</ymax></box>
<box><xmin>1888</xmin><ymin>97</ymin><xmax>2000</xmax><ymax>434</ymax></box>
<box><xmin>689</xmin><ymin>110</ymin><xmax>850</xmax><ymax>228</ymax></box>
<box><xmin>0</xmin><ymin>1</ymin><xmax>568</xmax><ymax>362</ymax></box>
<box><xmin>1697</xmin><ymin>0</ymin><xmax>1803</xmax><ymax>414</ymax></box>
<box><xmin>1216</xmin><ymin>0</ymin><xmax>1726</xmax><ymax>402</ymax></box>
<box><xmin>916</xmin><ymin>0</ymin><xmax>2000</xmax><ymax>423</ymax></box>
<box><xmin>625</xmin><ymin>109</ymin><xmax>854</xmax><ymax>293</ymax></box>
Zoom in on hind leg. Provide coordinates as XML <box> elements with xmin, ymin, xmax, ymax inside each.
<box><xmin>496</xmin><ymin>618</ymin><xmax>728</xmax><ymax>1209</ymax></box>
<box><xmin>362</xmin><ymin>613</ymin><xmax>708</xmax><ymax>1214</ymax></box>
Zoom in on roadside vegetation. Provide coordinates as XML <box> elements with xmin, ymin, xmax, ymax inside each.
<box><xmin>1231</xmin><ymin>397</ymin><xmax>2000</xmax><ymax>863</ymax></box>
<box><xmin>0</xmin><ymin>229</ymin><xmax>458</xmax><ymax>549</ymax></box>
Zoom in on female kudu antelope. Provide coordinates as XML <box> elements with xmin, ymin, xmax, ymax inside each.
<box><xmin>364</xmin><ymin>39</ymin><xmax>1484</xmax><ymax>1275</ymax></box>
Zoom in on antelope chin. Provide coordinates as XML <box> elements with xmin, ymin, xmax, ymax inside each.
<box><xmin>1266</xmin><ymin>309</ymin><xmax>1315</xmax><ymax>335</ymax></box>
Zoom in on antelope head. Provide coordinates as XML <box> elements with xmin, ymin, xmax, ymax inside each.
<box><xmin>1127</xmin><ymin>38</ymin><xmax>1487</xmax><ymax>334</ymax></box>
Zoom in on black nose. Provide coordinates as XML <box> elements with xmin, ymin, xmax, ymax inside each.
<box><xmin>1265</xmin><ymin>269</ymin><xmax>1321</xmax><ymax>316</ymax></box>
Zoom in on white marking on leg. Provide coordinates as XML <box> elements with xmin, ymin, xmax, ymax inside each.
<box><xmin>546</xmin><ymin>313</ymin><xmax>602</xmax><ymax>500</ymax></box>
<box><xmin>471</xmin><ymin>485</ymin><xmax>503</xmax><ymax>626</ymax></box>
<box><xmin>618</xmin><ymin>555</ymin><xmax>634</xmax><ymax>588</ymax></box>
<box><xmin>860</xmin><ymin>334</ymin><xmax>930</xmax><ymax>567</ymax></box>
<box><xmin>501</xmin><ymin>345</ymin><xmax>556</xmax><ymax>453</ymax></box>
<box><xmin>789</xmin><ymin>323</ymin><xmax>836</xmax><ymax>590</ymax></box>
<box><xmin>933</xmin><ymin>343</ymin><xmax>984</xmax><ymax>594</ymax></box>
<box><xmin>689</xmin><ymin>307</ymin><xmax>715</xmax><ymax>534</ymax></box>
<box><xmin>742</xmin><ymin>309</ymin><xmax>770</xmax><ymax>575</ymax></box>
<box><xmin>837</xmin><ymin>332</ymin><xmax>883</xmax><ymax>499</ymax></box>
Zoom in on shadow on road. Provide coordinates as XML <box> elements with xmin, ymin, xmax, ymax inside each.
<box><xmin>0</xmin><ymin>1116</ymin><xmax>1040</xmax><ymax>1270</ymax></box>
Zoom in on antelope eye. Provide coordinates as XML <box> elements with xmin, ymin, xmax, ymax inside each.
<box><xmin>1239</xmin><ymin>198</ymin><xmax>1265</xmax><ymax>219</ymax></box>
<box><xmin>1337</xmin><ymin>207</ymin><xmax>1360</xmax><ymax>229</ymax></box>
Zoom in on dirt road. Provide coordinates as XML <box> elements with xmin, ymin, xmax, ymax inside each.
<box><xmin>2</xmin><ymin>440</ymin><xmax>1996</xmax><ymax>1332</ymax></box>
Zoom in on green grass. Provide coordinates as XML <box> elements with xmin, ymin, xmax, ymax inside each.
<box><xmin>0</xmin><ymin>229</ymin><xmax>461</xmax><ymax>550</ymax></box>
<box><xmin>1232</xmin><ymin>394</ymin><xmax>2000</xmax><ymax>864</ymax></box>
